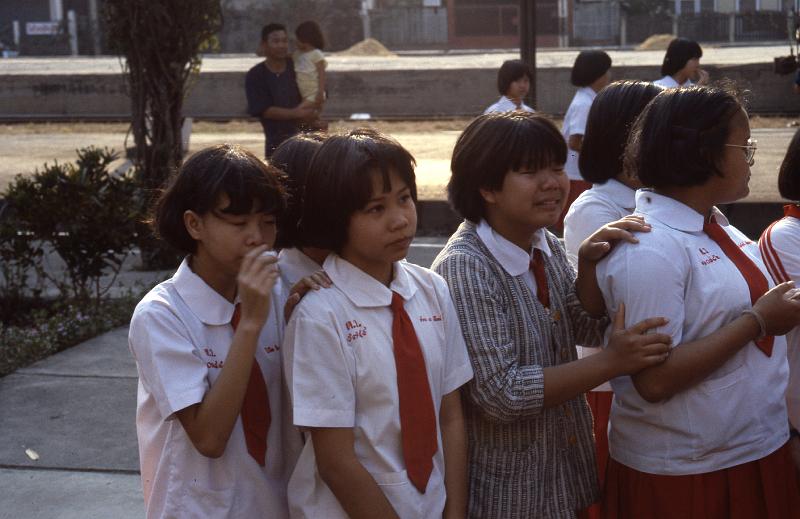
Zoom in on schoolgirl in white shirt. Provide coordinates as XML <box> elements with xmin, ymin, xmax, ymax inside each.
<box><xmin>559</xmin><ymin>50</ymin><xmax>612</xmax><ymax>232</ymax></box>
<box><xmin>653</xmin><ymin>37</ymin><xmax>709</xmax><ymax>89</ymax></box>
<box><xmin>595</xmin><ymin>86</ymin><xmax>800</xmax><ymax>518</ymax></box>
<box><xmin>271</xmin><ymin>132</ymin><xmax>331</xmax><ymax>290</ymax></box>
<box><xmin>759</xmin><ymin>128</ymin><xmax>800</xmax><ymax>472</ymax></box>
<box><xmin>282</xmin><ymin>129</ymin><xmax>474</xmax><ymax>518</ymax></box>
<box><xmin>563</xmin><ymin>80</ymin><xmax>662</xmax><ymax>510</ymax></box>
<box><xmin>484</xmin><ymin>59</ymin><xmax>535</xmax><ymax>114</ymax></box>
<box><xmin>129</xmin><ymin>144</ymin><xmax>299</xmax><ymax>518</ymax></box>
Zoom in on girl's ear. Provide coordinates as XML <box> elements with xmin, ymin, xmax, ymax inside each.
<box><xmin>184</xmin><ymin>210</ymin><xmax>203</xmax><ymax>241</ymax></box>
<box><xmin>479</xmin><ymin>187</ymin><xmax>497</xmax><ymax>205</ymax></box>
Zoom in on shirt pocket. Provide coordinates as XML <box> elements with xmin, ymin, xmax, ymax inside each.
<box><xmin>372</xmin><ymin>470</ymin><xmax>423</xmax><ymax>519</ymax></box>
<box><xmin>172</xmin><ymin>481</ymin><xmax>235</xmax><ymax>519</ymax></box>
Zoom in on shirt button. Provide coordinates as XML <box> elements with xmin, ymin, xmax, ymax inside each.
<box><xmin>564</xmin><ymin>406</ymin><xmax>572</xmax><ymax>417</ymax></box>
<box><xmin>552</xmin><ymin>310</ymin><xmax>561</xmax><ymax>322</ymax></box>
<box><xmin>561</xmin><ymin>349</ymin><xmax>570</xmax><ymax>361</ymax></box>
<box><xmin>568</xmin><ymin>434</ymin><xmax>577</xmax><ymax>445</ymax></box>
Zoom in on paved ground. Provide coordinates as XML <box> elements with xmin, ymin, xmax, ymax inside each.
<box><xmin>0</xmin><ymin>124</ymin><xmax>794</xmax><ymax>201</ymax></box>
<box><xmin>0</xmin><ymin>241</ymin><xmax>444</xmax><ymax>519</ymax></box>
<box><xmin>0</xmin><ymin>44</ymin><xmax>792</xmax><ymax>76</ymax></box>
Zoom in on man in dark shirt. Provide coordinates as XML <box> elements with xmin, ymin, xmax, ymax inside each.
<box><xmin>245</xmin><ymin>23</ymin><xmax>316</xmax><ymax>157</ymax></box>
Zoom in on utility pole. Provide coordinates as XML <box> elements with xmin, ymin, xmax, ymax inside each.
<box><xmin>520</xmin><ymin>0</ymin><xmax>537</xmax><ymax>107</ymax></box>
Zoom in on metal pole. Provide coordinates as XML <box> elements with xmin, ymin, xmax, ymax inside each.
<box><xmin>520</xmin><ymin>0</ymin><xmax>537</xmax><ymax>107</ymax></box>
<box><xmin>67</xmin><ymin>9</ymin><xmax>78</xmax><ymax>55</ymax></box>
<box><xmin>88</xmin><ymin>0</ymin><xmax>102</xmax><ymax>55</ymax></box>
<box><xmin>12</xmin><ymin>20</ymin><xmax>20</xmax><ymax>47</ymax></box>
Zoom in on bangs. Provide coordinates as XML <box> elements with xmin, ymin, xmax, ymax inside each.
<box><xmin>493</xmin><ymin>114</ymin><xmax>567</xmax><ymax>181</ymax></box>
<box><xmin>204</xmin><ymin>148</ymin><xmax>285</xmax><ymax>216</ymax></box>
<box><xmin>341</xmin><ymin>136</ymin><xmax>418</xmax><ymax>213</ymax></box>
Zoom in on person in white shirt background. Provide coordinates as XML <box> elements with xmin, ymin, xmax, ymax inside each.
<box><xmin>562</xmin><ymin>79</ymin><xmax>662</xmax><ymax>512</ymax></box>
<box><xmin>759</xmin><ymin>128</ymin><xmax>800</xmax><ymax>475</ymax></box>
<box><xmin>270</xmin><ymin>132</ymin><xmax>331</xmax><ymax>291</ymax></box>
<box><xmin>283</xmin><ymin>129</ymin><xmax>474</xmax><ymax>519</ymax></box>
<box><xmin>559</xmin><ymin>50</ymin><xmax>612</xmax><ymax>233</ymax></box>
<box><xmin>653</xmin><ymin>37</ymin><xmax>709</xmax><ymax>89</ymax></box>
<box><xmin>596</xmin><ymin>86</ymin><xmax>800</xmax><ymax>518</ymax></box>
<box><xmin>484</xmin><ymin>59</ymin><xmax>536</xmax><ymax>114</ymax></box>
<box><xmin>128</xmin><ymin>144</ymin><xmax>299</xmax><ymax>518</ymax></box>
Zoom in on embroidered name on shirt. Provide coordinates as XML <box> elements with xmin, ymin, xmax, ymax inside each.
<box><xmin>419</xmin><ymin>314</ymin><xmax>443</xmax><ymax>323</ymax></box>
<box><xmin>345</xmin><ymin>320</ymin><xmax>367</xmax><ymax>343</ymax></box>
<box><xmin>699</xmin><ymin>247</ymin><xmax>721</xmax><ymax>266</ymax></box>
<box><xmin>264</xmin><ymin>344</ymin><xmax>280</xmax><ymax>355</ymax></box>
<box><xmin>207</xmin><ymin>360</ymin><xmax>224</xmax><ymax>369</ymax></box>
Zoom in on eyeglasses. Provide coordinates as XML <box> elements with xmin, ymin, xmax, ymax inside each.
<box><xmin>725</xmin><ymin>138</ymin><xmax>757</xmax><ymax>165</ymax></box>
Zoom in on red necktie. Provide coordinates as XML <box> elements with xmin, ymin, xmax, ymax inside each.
<box><xmin>703</xmin><ymin>216</ymin><xmax>773</xmax><ymax>356</ymax></box>
<box><xmin>390</xmin><ymin>292</ymin><xmax>437</xmax><ymax>494</ymax></box>
<box><xmin>530</xmin><ymin>249</ymin><xmax>550</xmax><ymax>308</ymax></box>
<box><xmin>231</xmin><ymin>303</ymin><xmax>272</xmax><ymax>465</ymax></box>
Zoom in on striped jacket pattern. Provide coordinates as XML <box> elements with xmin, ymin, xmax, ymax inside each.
<box><xmin>432</xmin><ymin>220</ymin><xmax>609</xmax><ymax>519</ymax></box>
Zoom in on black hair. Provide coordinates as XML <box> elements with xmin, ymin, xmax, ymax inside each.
<box><xmin>261</xmin><ymin>23</ymin><xmax>286</xmax><ymax>41</ymax></box>
<box><xmin>579</xmin><ymin>80</ymin><xmax>662</xmax><ymax>183</ymax></box>
<box><xmin>497</xmin><ymin>60</ymin><xmax>533</xmax><ymax>96</ymax></box>
<box><xmin>570</xmin><ymin>50</ymin><xmax>612</xmax><ymax>87</ymax></box>
<box><xmin>299</xmin><ymin>129</ymin><xmax>417</xmax><ymax>252</ymax></box>
<box><xmin>295</xmin><ymin>20</ymin><xmax>325</xmax><ymax>51</ymax></box>
<box><xmin>778</xmin><ymin>128</ymin><xmax>800</xmax><ymax>201</ymax></box>
<box><xmin>271</xmin><ymin>132</ymin><xmax>326</xmax><ymax>249</ymax></box>
<box><xmin>449</xmin><ymin>112</ymin><xmax>567</xmax><ymax>223</ymax></box>
<box><xmin>625</xmin><ymin>85</ymin><xmax>744</xmax><ymax>189</ymax></box>
<box><xmin>661</xmin><ymin>38</ymin><xmax>703</xmax><ymax>77</ymax></box>
<box><xmin>154</xmin><ymin>144</ymin><xmax>286</xmax><ymax>254</ymax></box>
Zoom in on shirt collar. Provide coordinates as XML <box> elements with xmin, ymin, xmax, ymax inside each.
<box><xmin>323</xmin><ymin>254</ymin><xmax>417</xmax><ymax>308</ymax></box>
<box><xmin>476</xmin><ymin>219</ymin><xmax>552</xmax><ymax>277</ymax></box>
<box><xmin>173</xmin><ymin>257</ymin><xmax>237</xmax><ymax>326</ymax></box>
<box><xmin>634</xmin><ymin>190</ymin><xmax>729</xmax><ymax>233</ymax></box>
<box><xmin>579</xmin><ymin>86</ymin><xmax>598</xmax><ymax>100</ymax></box>
<box><xmin>594</xmin><ymin>179</ymin><xmax>637</xmax><ymax>211</ymax></box>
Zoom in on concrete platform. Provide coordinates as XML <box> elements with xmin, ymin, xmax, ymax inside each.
<box><xmin>2</xmin><ymin>45</ymin><xmax>800</xmax><ymax>120</ymax></box>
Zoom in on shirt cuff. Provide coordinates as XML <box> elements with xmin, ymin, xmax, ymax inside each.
<box><xmin>160</xmin><ymin>386</ymin><xmax>207</xmax><ymax>421</ymax></box>
<box><xmin>443</xmin><ymin>363</ymin><xmax>474</xmax><ymax>395</ymax></box>
<box><xmin>294</xmin><ymin>407</ymin><xmax>354</xmax><ymax>428</ymax></box>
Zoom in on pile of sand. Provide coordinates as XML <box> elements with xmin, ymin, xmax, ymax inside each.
<box><xmin>636</xmin><ymin>34</ymin><xmax>675</xmax><ymax>51</ymax></box>
<box><xmin>335</xmin><ymin>38</ymin><xmax>397</xmax><ymax>57</ymax></box>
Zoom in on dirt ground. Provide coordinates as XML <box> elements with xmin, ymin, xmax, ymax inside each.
<box><xmin>1</xmin><ymin>117</ymin><xmax>797</xmax><ymax>201</ymax></box>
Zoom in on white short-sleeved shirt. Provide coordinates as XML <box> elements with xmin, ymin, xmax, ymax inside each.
<box><xmin>563</xmin><ymin>179</ymin><xmax>636</xmax><ymax>391</ymax></box>
<box><xmin>760</xmin><ymin>211</ymin><xmax>800</xmax><ymax>430</ymax></box>
<box><xmin>277</xmin><ymin>247</ymin><xmax>325</xmax><ymax>290</ymax></box>
<box><xmin>283</xmin><ymin>255</ymin><xmax>474</xmax><ymax>519</ymax></box>
<box><xmin>653</xmin><ymin>75</ymin><xmax>693</xmax><ymax>89</ymax></box>
<box><xmin>483</xmin><ymin>96</ymin><xmax>535</xmax><ymax>114</ymax></box>
<box><xmin>595</xmin><ymin>191</ymin><xmax>789</xmax><ymax>475</ymax></box>
<box><xmin>293</xmin><ymin>48</ymin><xmax>326</xmax><ymax>101</ymax></box>
<box><xmin>476</xmin><ymin>219</ymin><xmax>551</xmax><ymax>298</ymax></box>
<box><xmin>129</xmin><ymin>258</ymin><xmax>300</xmax><ymax>519</ymax></box>
<box><xmin>562</xmin><ymin>87</ymin><xmax>597</xmax><ymax>181</ymax></box>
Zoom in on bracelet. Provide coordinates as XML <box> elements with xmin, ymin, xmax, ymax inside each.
<box><xmin>741</xmin><ymin>309</ymin><xmax>766</xmax><ymax>340</ymax></box>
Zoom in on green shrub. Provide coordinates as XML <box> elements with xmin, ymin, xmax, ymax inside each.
<box><xmin>1</xmin><ymin>147</ymin><xmax>141</xmax><ymax>303</ymax></box>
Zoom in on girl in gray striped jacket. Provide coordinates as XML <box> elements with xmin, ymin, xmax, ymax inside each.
<box><xmin>432</xmin><ymin>112</ymin><xmax>671</xmax><ymax>519</ymax></box>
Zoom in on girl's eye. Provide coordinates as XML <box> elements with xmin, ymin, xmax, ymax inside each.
<box><xmin>400</xmin><ymin>194</ymin><xmax>412</xmax><ymax>203</ymax></box>
<box><xmin>366</xmin><ymin>205</ymin><xmax>384</xmax><ymax>214</ymax></box>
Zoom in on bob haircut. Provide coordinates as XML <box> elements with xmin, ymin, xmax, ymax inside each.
<box><xmin>497</xmin><ymin>60</ymin><xmax>533</xmax><ymax>96</ymax></box>
<box><xmin>261</xmin><ymin>23</ymin><xmax>286</xmax><ymax>41</ymax></box>
<box><xmin>298</xmin><ymin>128</ymin><xmax>417</xmax><ymax>252</ymax></box>
<box><xmin>449</xmin><ymin>112</ymin><xmax>567</xmax><ymax>223</ymax></box>
<box><xmin>154</xmin><ymin>144</ymin><xmax>286</xmax><ymax>254</ymax></box>
<box><xmin>271</xmin><ymin>132</ymin><xmax>326</xmax><ymax>249</ymax></box>
<box><xmin>778</xmin><ymin>128</ymin><xmax>800</xmax><ymax>201</ymax></box>
<box><xmin>579</xmin><ymin>80</ymin><xmax>662</xmax><ymax>184</ymax></box>
<box><xmin>661</xmin><ymin>38</ymin><xmax>703</xmax><ymax>77</ymax></box>
<box><xmin>625</xmin><ymin>85</ymin><xmax>744</xmax><ymax>189</ymax></box>
<box><xmin>570</xmin><ymin>50</ymin><xmax>612</xmax><ymax>87</ymax></box>
<box><xmin>295</xmin><ymin>20</ymin><xmax>325</xmax><ymax>51</ymax></box>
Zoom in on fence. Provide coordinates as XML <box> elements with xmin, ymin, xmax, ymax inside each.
<box><xmin>371</xmin><ymin>7</ymin><xmax>448</xmax><ymax>48</ymax></box>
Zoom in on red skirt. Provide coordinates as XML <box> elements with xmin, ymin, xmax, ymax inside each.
<box><xmin>584</xmin><ymin>391</ymin><xmax>613</xmax><ymax>519</ymax></box>
<box><xmin>603</xmin><ymin>442</ymin><xmax>800</xmax><ymax>519</ymax></box>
